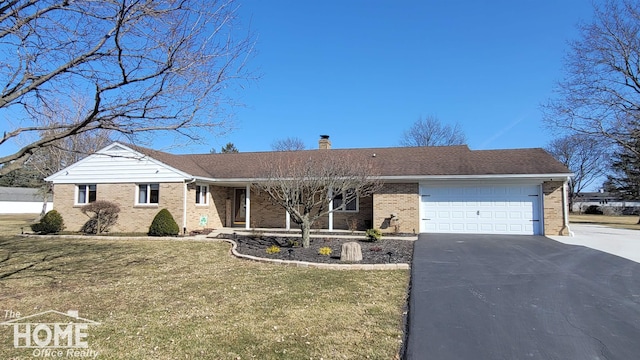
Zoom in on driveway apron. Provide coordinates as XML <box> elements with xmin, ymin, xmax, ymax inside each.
<box><xmin>404</xmin><ymin>233</ymin><xmax>640</xmax><ymax>360</ymax></box>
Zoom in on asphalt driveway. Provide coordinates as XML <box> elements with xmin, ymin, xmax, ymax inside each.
<box><xmin>404</xmin><ymin>234</ymin><xmax>640</xmax><ymax>360</ymax></box>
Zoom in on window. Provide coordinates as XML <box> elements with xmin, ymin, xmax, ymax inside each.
<box><xmin>333</xmin><ymin>189</ymin><xmax>358</xmax><ymax>212</ymax></box>
<box><xmin>137</xmin><ymin>184</ymin><xmax>159</xmax><ymax>204</ymax></box>
<box><xmin>195</xmin><ymin>184</ymin><xmax>208</xmax><ymax>205</ymax></box>
<box><xmin>76</xmin><ymin>184</ymin><xmax>97</xmax><ymax>205</ymax></box>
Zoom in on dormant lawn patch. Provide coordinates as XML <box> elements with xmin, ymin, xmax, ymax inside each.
<box><xmin>570</xmin><ymin>214</ymin><xmax>640</xmax><ymax>231</ymax></box>
<box><xmin>0</xmin><ymin>236</ymin><xmax>409</xmax><ymax>359</ymax></box>
<box><xmin>0</xmin><ymin>214</ymin><xmax>39</xmax><ymax>236</ymax></box>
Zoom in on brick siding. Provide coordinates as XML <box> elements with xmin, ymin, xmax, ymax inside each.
<box><xmin>312</xmin><ymin>195</ymin><xmax>374</xmax><ymax>230</ymax></box>
<box><xmin>248</xmin><ymin>189</ymin><xmax>287</xmax><ymax>228</ymax></box>
<box><xmin>246</xmin><ymin>189</ymin><xmax>373</xmax><ymax>231</ymax></box>
<box><xmin>543</xmin><ymin>181</ymin><xmax>569</xmax><ymax>235</ymax></box>
<box><xmin>373</xmin><ymin>183</ymin><xmax>420</xmax><ymax>234</ymax></box>
<box><xmin>184</xmin><ymin>184</ymin><xmax>232</xmax><ymax>231</ymax></box>
<box><xmin>53</xmin><ymin>182</ymin><xmax>184</xmax><ymax>233</ymax></box>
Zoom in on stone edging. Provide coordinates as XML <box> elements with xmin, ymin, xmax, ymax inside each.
<box><xmin>221</xmin><ymin>239</ymin><xmax>410</xmax><ymax>270</ymax></box>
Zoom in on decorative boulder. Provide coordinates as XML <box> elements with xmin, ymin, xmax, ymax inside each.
<box><xmin>340</xmin><ymin>242</ymin><xmax>362</xmax><ymax>262</ymax></box>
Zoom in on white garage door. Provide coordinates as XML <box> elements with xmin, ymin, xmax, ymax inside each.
<box><xmin>420</xmin><ymin>185</ymin><xmax>541</xmax><ymax>235</ymax></box>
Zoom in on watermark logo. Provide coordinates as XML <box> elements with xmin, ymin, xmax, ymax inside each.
<box><xmin>1</xmin><ymin>309</ymin><xmax>100</xmax><ymax>358</ymax></box>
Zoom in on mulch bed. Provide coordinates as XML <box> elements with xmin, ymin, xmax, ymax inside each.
<box><xmin>221</xmin><ymin>234</ymin><xmax>414</xmax><ymax>264</ymax></box>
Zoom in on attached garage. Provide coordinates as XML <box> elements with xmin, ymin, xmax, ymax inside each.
<box><xmin>420</xmin><ymin>184</ymin><xmax>543</xmax><ymax>235</ymax></box>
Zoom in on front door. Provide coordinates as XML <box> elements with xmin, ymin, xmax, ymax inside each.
<box><xmin>234</xmin><ymin>188</ymin><xmax>246</xmax><ymax>225</ymax></box>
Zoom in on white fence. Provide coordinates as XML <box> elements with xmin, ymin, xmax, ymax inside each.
<box><xmin>0</xmin><ymin>187</ymin><xmax>53</xmax><ymax>214</ymax></box>
<box><xmin>0</xmin><ymin>201</ymin><xmax>52</xmax><ymax>214</ymax></box>
<box><xmin>572</xmin><ymin>201</ymin><xmax>640</xmax><ymax>215</ymax></box>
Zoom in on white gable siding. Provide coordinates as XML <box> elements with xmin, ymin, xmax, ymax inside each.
<box><xmin>47</xmin><ymin>144</ymin><xmax>190</xmax><ymax>184</ymax></box>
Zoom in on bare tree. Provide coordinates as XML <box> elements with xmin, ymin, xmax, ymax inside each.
<box><xmin>543</xmin><ymin>0</ymin><xmax>640</xmax><ymax>158</ymax></box>
<box><xmin>0</xmin><ymin>0</ymin><xmax>255</xmax><ymax>175</ymax></box>
<box><xmin>20</xmin><ymin>100</ymin><xmax>112</xmax><ymax>215</ymax></box>
<box><xmin>400</xmin><ymin>115</ymin><xmax>466</xmax><ymax>147</ymax></box>
<box><xmin>545</xmin><ymin>134</ymin><xmax>609</xmax><ymax>210</ymax></box>
<box><xmin>253</xmin><ymin>154</ymin><xmax>381</xmax><ymax>247</ymax></box>
<box><xmin>27</xmin><ymin>100</ymin><xmax>114</xmax><ymax>175</ymax></box>
<box><xmin>271</xmin><ymin>137</ymin><xmax>306</xmax><ymax>151</ymax></box>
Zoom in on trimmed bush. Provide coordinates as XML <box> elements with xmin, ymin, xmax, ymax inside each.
<box><xmin>148</xmin><ymin>208</ymin><xmax>180</xmax><ymax>236</ymax></box>
<box><xmin>80</xmin><ymin>200</ymin><xmax>120</xmax><ymax>234</ymax></box>
<box><xmin>365</xmin><ymin>228</ymin><xmax>382</xmax><ymax>242</ymax></box>
<box><xmin>31</xmin><ymin>210</ymin><xmax>65</xmax><ymax>234</ymax></box>
<box><xmin>584</xmin><ymin>205</ymin><xmax>603</xmax><ymax>215</ymax></box>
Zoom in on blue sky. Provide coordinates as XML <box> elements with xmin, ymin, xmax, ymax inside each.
<box><xmin>199</xmin><ymin>0</ymin><xmax>595</xmax><ymax>153</ymax></box>
<box><xmin>0</xmin><ymin>1</ymin><xmax>596</xmax><ymax>156</ymax></box>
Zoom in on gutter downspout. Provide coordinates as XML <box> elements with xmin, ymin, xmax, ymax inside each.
<box><xmin>562</xmin><ymin>178</ymin><xmax>573</xmax><ymax>236</ymax></box>
<box><xmin>184</xmin><ymin>178</ymin><xmax>197</xmax><ymax>234</ymax></box>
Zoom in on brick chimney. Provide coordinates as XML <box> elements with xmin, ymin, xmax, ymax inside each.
<box><xmin>319</xmin><ymin>135</ymin><xmax>331</xmax><ymax>149</ymax></box>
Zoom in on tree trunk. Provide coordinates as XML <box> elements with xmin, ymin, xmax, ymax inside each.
<box><xmin>97</xmin><ymin>216</ymin><xmax>102</xmax><ymax>235</ymax></box>
<box><xmin>40</xmin><ymin>201</ymin><xmax>47</xmax><ymax>218</ymax></box>
<box><xmin>301</xmin><ymin>217</ymin><xmax>311</xmax><ymax>248</ymax></box>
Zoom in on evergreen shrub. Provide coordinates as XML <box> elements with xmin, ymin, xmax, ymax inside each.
<box><xmin>148</xmin><ymin>208</ymin><xmax>180</xmax><ymax>236</ymax></box>
<box><xmin>31</xmin><ymin>210</ymin><xmax>65</xmax><ymax>234</ymax></box>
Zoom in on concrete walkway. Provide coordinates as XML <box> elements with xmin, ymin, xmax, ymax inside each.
<box><xmin>548</xmin><ymin>224</ymin><xmax>640</xmax><ymax>263</ymax></box>
<box><xmin>207</xmin><ymin>227</ymin><xmax>418</xmax><ymax>241</ymax></box>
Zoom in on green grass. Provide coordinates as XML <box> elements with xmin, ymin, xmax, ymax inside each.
<box><xmin>0</xmin><ymin>235</ymin><xmax>409</xmax><ymax>359</ymax></box>
<box><xmin>570</xmin><ymin>214</ymin><xmax>640</xmax><ymax>230</ymax></box>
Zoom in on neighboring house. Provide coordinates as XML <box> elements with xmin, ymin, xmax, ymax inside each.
<box><xmin>45</xmin><ymin>137</ymin><xmax>573</xmax><ymax>236</ymax></box>
<box><xmin>0</xmin><ymin>187</ymin><xmax>52</xmax><ymax>214</ymax></box>
<box><xmin>572</xmin><ymin>192</ymin><xmax>640</xmax><ymax>215</ymax></box>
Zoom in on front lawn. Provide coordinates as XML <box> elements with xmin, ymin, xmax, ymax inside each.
<box><xmin>570</xmin><ymin>214</ymin><xmax>640</xmax><ymax>230</ymax></box>
<box><xmin>0</xmin><ymin>236</ymin><xmax>409</xmax><ymax>359</ymax></box>
<box><xmin>0</xmin><ymin>213</ymin><xmax>39</xmax><ymax>236</ymax></box>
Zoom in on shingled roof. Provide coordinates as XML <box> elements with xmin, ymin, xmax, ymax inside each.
<box><xmin>128</xmin><ymin>144</ymin><xmax>571</xmax><ymax>180</ymax></box>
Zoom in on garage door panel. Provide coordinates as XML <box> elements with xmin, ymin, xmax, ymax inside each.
<box><xmin>420</xmin><ymin>185</ymin><xmax>541</xmax><ymax>235</ymax></box>
<box><xmin>508</xmin><ymin>224</ymin><xmax>521</xmax><ymax>232</ymax></box>
<box><xmin>465</xmin><ymin>223</ymin><xmax>478</xmax><ymax>231</ymax></box>
<box><xmin>495</xmin><ymin>224</ymin><xmax>508</xmax><ymax>232</ymax></box>
<box><xmin>495</xmin><ymin>211</ymin><xmax>507</xmax><ymax>219</ymax></box>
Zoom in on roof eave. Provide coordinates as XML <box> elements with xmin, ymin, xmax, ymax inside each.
<box><xmin>379</xmin><ymin>173</ymin><xmax>573</xmax><ymax>181</ymax></box>
<box><xmin>191</xmin><ymin>173</ymin><xmax>573</xmax><ymax>185</ymax></box>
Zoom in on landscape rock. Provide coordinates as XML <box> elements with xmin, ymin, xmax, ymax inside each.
<box><xmin>341</xmin><ymin>242</ymin><xmax>363</xmax><ymax>262</ymax></box>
